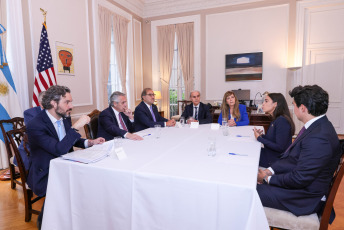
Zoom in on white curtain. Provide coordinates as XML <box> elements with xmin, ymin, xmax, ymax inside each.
<box><xmin>98</xmin><ymin>6</ymin><xmax>112</xmax><ymax>106</ymax></box>
<box><xmin>113</xmin><ymin>14</ymin><xmax>129</xmax><ymax>95</ymax></box>
<box><xmin>157</xmin><ymin>25</ymin><xmax>175</xmax><ymax>118</ymax></box>
<box><xmin>176</xmin><ymin>22</ymin><xmax>194</xmax><ymax>98</ymax></box>
<box><xmin>0</xmin><ymin>0</ymin><xmax>6</xmax><ymax>53</ymax></box>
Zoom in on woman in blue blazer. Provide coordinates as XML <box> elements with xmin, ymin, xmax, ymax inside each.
<box><xmin>217</xmin><ymin>91</ymin><xmax>249</xmax><ymax>126</ymax></box>
<box><xmin>253</xmin><ymin>93</ymin><xmax>295</xmax><ymax>167</ymax></box>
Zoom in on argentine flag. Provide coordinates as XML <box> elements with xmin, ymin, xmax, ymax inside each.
<box><xmin>0</xmin><ymin>24</ymin><xmax>22</xmax><ymax>169</ymax></box>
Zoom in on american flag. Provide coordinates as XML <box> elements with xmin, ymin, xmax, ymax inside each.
<box><xmin>32</xmin><ymin>23</ymin><xmax>56</xmax><ymax>107</ymax></box>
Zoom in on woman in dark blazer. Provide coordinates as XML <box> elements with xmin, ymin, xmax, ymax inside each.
<box><xmin>254</xmin><ymin>93</ymin><xmax>295</xmax><ymax>168</ymax></box>
<box><xmin>217</xmin><ymin>91</ymin><xmax>249</xmax><ymax>126</ymax></box>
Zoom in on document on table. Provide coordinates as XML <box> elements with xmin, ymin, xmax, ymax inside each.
<box><xmin>62</xmin><ymin>142</ymin><xmax>113</xmax><ymax>163</ymax></box>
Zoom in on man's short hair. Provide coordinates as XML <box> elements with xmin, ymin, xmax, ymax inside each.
<box><xmin>42</xmin><ymin>85</ymin><xmax>71</xmax><ymax>110</ymax></box>
<box><xmin>141</xmin><ymin>88</ymin><xmax>152</xmax><ymax>100</ymax></box>
<box><xmin>289</xmin><ymin>85</ymin><xmax>329</xmax><ymax>116</ymax></box>
<box><xmin>190</xmin><ymin>90</ymin><xmax>200</xmax><ymax>98</ymax></box>
<box><xmin>109</xmin><ymin>91</ymin><xmax>126</xmax><ymax>106</ymax></box>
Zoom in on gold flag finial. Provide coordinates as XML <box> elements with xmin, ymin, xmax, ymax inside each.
<box><xmin>40</xmin><ymin>8</ymin><xmax>47</xmax><ymax>23</ymax></box>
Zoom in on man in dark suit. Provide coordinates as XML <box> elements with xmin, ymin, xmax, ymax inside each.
<box><xmin>13</xmin><ymin>91</ymin><xmax>46</xmax><ymax>171</ymax></box>
<box><xmin>27</xmin><ymin>85</ymin><xmax>105</xmax><ymax>229</ymax></box>
<box><xmin>97</xmin><ymin>91</ymin><xmax>142</xmax><ymax>141</ymax></box>
<box><xmin>257</xmin><ymin>85</ymin><xmax>341</xmax><ymax>216</ymax></box>
<box><xmin>134</xmin><ymin>88</ymin><xmax>176</xmax><ymax>132</ymax></box>
<box><xmin>181</xmin><ymin>90</ymin><xmax>212</xmax><ymax>124</ymax></box>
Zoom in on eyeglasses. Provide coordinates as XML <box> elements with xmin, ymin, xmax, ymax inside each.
<box><xmin>146</xmin><ymin>94</ymin><xmax>156</xmax><ymax>97</ymax></box>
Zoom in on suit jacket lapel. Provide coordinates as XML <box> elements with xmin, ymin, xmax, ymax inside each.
<box><xmin>42</xmin><ymin>110</ymin><xmax>59</xmax><ymax>140</ymax></box>
<box><xmin>109</xmin><ymin>106</ymin><xmax>120</xmax><ymax>127</ymax></box>
<box><xmin>142</xmin><ymin>102</ymin><xmax>154</xmax><ymax>120</ymax></box>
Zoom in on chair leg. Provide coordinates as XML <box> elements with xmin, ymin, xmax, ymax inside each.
<box><xmin>9</xmin><ymin>164</ymin><xmax>16</xmax><ymax>189</ymax></box>
<box><xmin>25</xmin><ymin>189</ymin><xmax>33</xmax><ymax>222</ymax></box>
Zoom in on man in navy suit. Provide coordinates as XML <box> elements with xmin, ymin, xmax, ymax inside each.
<box><xmin>97</xmin><ymin>91</ymin><xmax>142</xmax><ymax>141</ymax></box>
<box><xmin>134</xmin><ymin>88</ymin><xmax>176</xmax><ymax>132</ymax></box>
<box><xmin>257</xmin><ymin>85</ymin><xmax>341</xmax><ymax>216</ymax></box>
<box><xmin>14</xmin><ymin>91</ymin><xmax>45</xmax><ymax>170</ymax></box>
<box><xmin>181</xmin><ymin>90</ymin><xmax>212</xmax><ymax>124</ymax></box>
<box><xmin>26</xmin><ymin>85</ymin><xmax>105</xmax><ymax>228</ymax></box>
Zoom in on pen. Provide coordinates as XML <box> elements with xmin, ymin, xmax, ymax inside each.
<box><xmin>228</xmin><ymin>152</ymin><xmax>248</xmax><ymax>156</ymax></box>
<box><xmin>236</xmin><ymin>135</ymin><xmax>250</xmax><ymax>137</ymax></box>
<box><xmin>143</xmin><ymin>134</ymin><xmax>151</xmax><ymax>137</ymax></box>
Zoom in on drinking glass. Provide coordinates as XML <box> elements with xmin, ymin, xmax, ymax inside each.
<box><xmin>222</xmin><ymin>118</ymin><xmax>228</xmax><ymax>126</ymax></box>
<box><xmin>179</xmin><ymin>116</ymin><xmax>185</xmax><ymax>127</ymax></box>
<box><xmin>207</xmin><ymin>137</ymin><xmax>216</xmax><ymax>157</ymax></box>
<box><xmin>111</xmin><ymin>137</ymin><xmax>123</xmax><ymax>158</ymax></box>
<box><xmin>154</xmin><ymin>124</ymin><xmax>161</xmax><ymax>139</ymax></box>
<box><xmin>222</xmin><ymin>125</ymin><xmax>229</xmax><ymax>136</ymax></box>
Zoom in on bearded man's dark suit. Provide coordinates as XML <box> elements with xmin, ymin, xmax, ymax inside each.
<box><xmin>97</xmin><ymin>106</ymin><xmax>134</xmax><ymax>141</ymax></box>
<box><xmin>257</xmin><ymin>116</ymin><xmax>341</xmax><ymax>216</ymax></box>
<box><xmin>26</xmin><ymin>110</ymin><xmax>86</xmax><ymax>197</ymax></box>
<box><xmin>134</xmin><ymin>101</ymin><xmax>167</xmax><ymax>132</ymax></box>
<box><xmin>181</xmin><ymin>102</ymin><xmax>212</xmax><ymax>124</ymax></box>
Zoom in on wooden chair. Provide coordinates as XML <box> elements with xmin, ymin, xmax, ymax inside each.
<box><xmin>7</xmin><ymin>127</ymin><xmax>43</xmax><ymax>222</ymax></box>
<box><xmin>0</xmin><ymin>117</ymin><xmax>25</xmax><ymax>189</ymax></box>
<box><xmin>264</xmin><ymin>139</ymin><xmax>344</xmax><ymax>230</ymax></box>
<box><xmin>84</xmin><ymin>109</ymin><xmax>100</xmax><ymax>139</ymax></box>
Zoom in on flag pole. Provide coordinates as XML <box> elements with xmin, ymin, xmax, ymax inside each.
<box><xmin>40</xmin><ymin>8</ymin><xmax>47</xmax><ymax>24</ymax></box>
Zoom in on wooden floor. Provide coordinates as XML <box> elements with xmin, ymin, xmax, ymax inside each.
<box><xmin>0</xmin><ymin>172</ymin><xmax>344</xmax><ymax>230</ymax></box>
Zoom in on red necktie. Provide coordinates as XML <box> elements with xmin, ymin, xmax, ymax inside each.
<box><xmin>119</xmin><ymin>113</ymin><xmax>128</xmax><ymax>131</ymax></box>
<box><xmin>283</xmin><ymin>126</ymin><xmax>305</xmax><ymax>155</ymax></box>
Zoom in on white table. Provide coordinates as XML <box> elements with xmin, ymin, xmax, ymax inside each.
<box><xmin>42</xmin><ymin>125</ymin><xmax>269</xmax><ymax>230</ymax></box>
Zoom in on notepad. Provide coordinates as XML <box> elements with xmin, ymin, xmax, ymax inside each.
<box><xmin>62</xmin><ymin>142</ymin><xmax>112</xmax><ymax>163</ymax></box>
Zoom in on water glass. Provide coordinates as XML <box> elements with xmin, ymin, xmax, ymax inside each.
<box><xmin>111</xmin><ymin>137</ymin><xmax>123</xmax><ymax>158</ymax></box>
<box><xmin>207</xmin><ymin>137</ymin><xmax>216</xmax><ymax>157</ymax></box>
<box><xmin>179</xmin><ymin>116</ymin><xmax>185</xmax><ymax>127</ymax></box>
<box><xmin>154</xmin><ymin>124</ymin><xmax>161</xmax><ymax>139</ymax></box>
<box><xmin>222</xmin><ymin>125</ymin><xmax>229</xmax><ymax>136</ymax></box>
<box><xmin>222</xmin><ymin>118</ymin><xmax>228</xmax><ymax>126</ymax></box>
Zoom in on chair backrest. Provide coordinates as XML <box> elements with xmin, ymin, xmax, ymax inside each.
<box><xmin>0</xmin><ymin>117</ymin><xmax>25</xmax><ymax>160</ymax></box>
<box><xmin>84</xmin><ymin>109</ymin><xmax>100</xmax><ymax>139</ymax></box>
<box><xmin>6</xmin><ymin>127</ymin><xmax>28</xmax><ymax>184</ymax></box>
<box><xmin>177</xmin><ymin>100</ymin><xmax>192</xmax><ymax>115</ymax></box>
<box><xmin>319</xmin><ymin>139</ymin><xmax>344</xmax><ymax>230</ymax></box>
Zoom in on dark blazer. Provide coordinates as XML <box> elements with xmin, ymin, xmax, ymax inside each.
<box><xmin>258</xmin><ymin>116</ymin><xmax>341</xmax><ymax>216</ymax></box>
<box><xmin>97</xmin><ymin>106</ymin><xmax>135</xmax><ymax>141</ymax></box>
<box><xmin>14</xmin><ymin>106</ymin><xmax>43</xmax><ymax>170</ymax></box>
<box><xmin>217</xmin><ymin>104</ymin><xmax>249</xmax><ymax>126</ymax></box>
<box><xmin>134</xmin><ymin>101</ymin><xmax>168</xmax><ymax>132</ymax></box>
<box><xmin>26</xmin><ymin>110</ymin><xmax>86</xmax><ymax>197</ymax></box>
<box><xmin>181</xmin><ymin>102</ymin><xmax>212</xmax><ymax>124</ymax></box>
<box><xmin>258</xmin><ymin>116</ymin><xmax>292</xmax><ymax>167</ymax></box>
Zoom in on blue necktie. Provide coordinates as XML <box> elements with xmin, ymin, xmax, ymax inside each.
<box><xmin>56</xmin><ymin>120</ymin><xmax>63</xmax><ymax>141</ymax></box>
<box><xmin>194</xmin><ymin>107</ymin><xmax>198</xmax><ymax>120</ymax></box>
<box><xmin>150</xmin><ymin>106</ymin><xmax>156</xmax><ymax>122</ymax></box>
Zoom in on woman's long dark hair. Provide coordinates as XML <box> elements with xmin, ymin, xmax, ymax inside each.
<box><xmin>268</xmin><ymin>93</ymin><xmax>295</xmax><ymax>135</ymax></box>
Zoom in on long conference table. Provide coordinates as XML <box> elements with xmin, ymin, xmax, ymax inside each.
<box><xmin>42</xmin><ymin>124</ymin><xmax>269</xmax><ymax>230</ymax></box>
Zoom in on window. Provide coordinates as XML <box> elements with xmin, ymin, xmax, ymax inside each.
<box><xmin>107</xmin><ymin>27</ymin><xmax>122</xmax><ymax>100</ymax></box>
<box><xmin>169</xmin><ymin>34</ymin><xmax>185</xmax><ymax>118</ymax></box>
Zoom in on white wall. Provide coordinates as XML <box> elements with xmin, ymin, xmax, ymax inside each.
<box><xmin>205</xmin><ymin>5</ymin><xmax>289</xmax><ymax>101</ymax></box>
<box><xmin>28</xmin><ymin>0</ymin><xmax>93</xmax><ymax>107</ymax></box>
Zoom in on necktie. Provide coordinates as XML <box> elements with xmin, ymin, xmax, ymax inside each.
<box><xmin>194</xmin><ymin>107</ymin><xmax>198</xmax><ymax>120</ymax></box>
<box><xmin>119</xmin><ymin>113</ymin><xmax>128</xmax><ymax>131</ymax></box>
<box><xmin>283</xmin><ymin>126</ymin><xmax>306</xmax><ymax>155</ymax></box>
<box><xmin>150</xmin><ymin>106</ymin><xmax>156</xmax><ymax>122</ymax></box>
<box><xmin>56</xmin><ymin>120</ymin><xmax>63</xmax><ymax>141</ymax></box>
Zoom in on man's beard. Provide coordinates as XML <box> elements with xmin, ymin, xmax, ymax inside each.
<box><xmin>56</xmin><ymin>106</ymin><xmax>72</xmax><ymax>118</ymax></box>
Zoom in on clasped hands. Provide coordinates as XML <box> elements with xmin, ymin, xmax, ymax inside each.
<box><xmin>257</xmin><ymin>168</ymin><xmax>272</xmax><ymax>184</ymax></box>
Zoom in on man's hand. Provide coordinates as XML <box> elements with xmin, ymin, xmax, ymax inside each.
<box><xmin>126</xmin><ymin>133</ymin><xmax>143</xmax><ymax>140</ymax></box>
<box><xmin>166</xmin><ymin>119</ymin><xmax>176</xmax><ymax>127</ymax></box>
<box><xmin>257</xmin><ymin>169</ymin><xmax>272</xmax><ymax>184</ymax></box>
<box><xmin>72</xmin><ymin>115</ymin><xmax>91</xmax><ymax>130</ymax></box>
<box><xmin>123</xmin><ymin>108</ymin><xmax>134</xmax><ymax>120</ymax></box>
<box><xmin>88</xmin><ymin>137</ymin><xmax>105</xmax><ymax>147</ymax></box>
<box><xmin>253</xmin><ymin>127</ymin><xmax>264</xmax><ymax>139</ymax></box>
<box><xmin>228</xmin><ymin>119</ymin><xmax>237</xmax><ymax>127</ymax></box>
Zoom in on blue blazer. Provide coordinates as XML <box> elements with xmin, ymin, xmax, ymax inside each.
<box><xmin>181</xmin><ymin>102</ymin><xmax>212</xmax><ymax>124</ymax></box>
<box><xmin>258</xmin><ymin>116</ymin><xmax>292</xmax><ymax>167</ymax></box>
<box><xmin>26</xmin><ymin>110</ymin><xmax>86</xmax><ymax>197</ymax></box>
<box><xmin>134</xmin><ymin>101</ymin><xmax>168</xmax><ymax>132</ymax></box>
<box><xmin>97</xmin><ymin>106</ymin><xmax>135</xmax><ymax>141</ymax></box>
<box><xmin>258</xmin><ymin>116</ymin><xmax>341</xmax><ymax>216</ymax></box>
<box><xmin>217</xmin><ymin>104</ymin><xmax>249</xmax><ymax>126</ymax></box>
<box><xmin>14</xmin><ymin>106</ymin><xmax>42</xmax><ymax>170</ymax></box>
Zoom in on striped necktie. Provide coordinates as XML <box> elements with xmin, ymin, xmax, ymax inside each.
<box><xmin>150</xmin><ymin>106</ymin><xmax>156</xmax><ymax>122</ymax></box>
<box><xmin>119</xmin><ymin>113</ymin><xmax>128</xmax><ymax>131</ymax></box>
<box><xmin>194</xmin><ymin>107</ymin><xmax>198</xmax><ymax>120</ymax></box>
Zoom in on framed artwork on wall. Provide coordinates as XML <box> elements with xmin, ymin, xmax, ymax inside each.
<box><xmin>56</xmin><ymin>42</ymin><xmax>75</xmax><ymax>75</ymax></box>
<box><xmin>225</xmin><ymin>52</ymin><xmax>263</xmax><ymax>81</ymax></box>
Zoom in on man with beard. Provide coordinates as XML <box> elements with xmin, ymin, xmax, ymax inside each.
<box><xmin>26</xmin><ymin>85</ymin><xmax>105</xmax><ymax>229</ymax></box>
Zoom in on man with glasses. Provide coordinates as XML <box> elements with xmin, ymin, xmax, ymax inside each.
<box><xmin>134</xmin><ymin>88</ymin><xmax>176</xmax><ymax>132</ymax></box>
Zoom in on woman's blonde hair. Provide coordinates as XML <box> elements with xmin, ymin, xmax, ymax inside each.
<box><xmin>221</xmin><ymin>91</ymin><xmax>241</xmax><ymax>121</ymax></box>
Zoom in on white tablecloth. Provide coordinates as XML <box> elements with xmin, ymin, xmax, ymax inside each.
<box><xmin>42</xmin><ymin>124</ymin><xmax>269</xmax><ymax>230</ymax></box>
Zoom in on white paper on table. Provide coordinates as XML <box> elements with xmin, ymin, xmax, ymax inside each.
<box><xmin>62</xmin><ymin>142</ymin><xmax>112</xmax><ymax>163</ymax></box>
<box><xmin>190</xmin><ymin>122</ymin><xmax>199</xmax><ymax>129</ymax></box>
